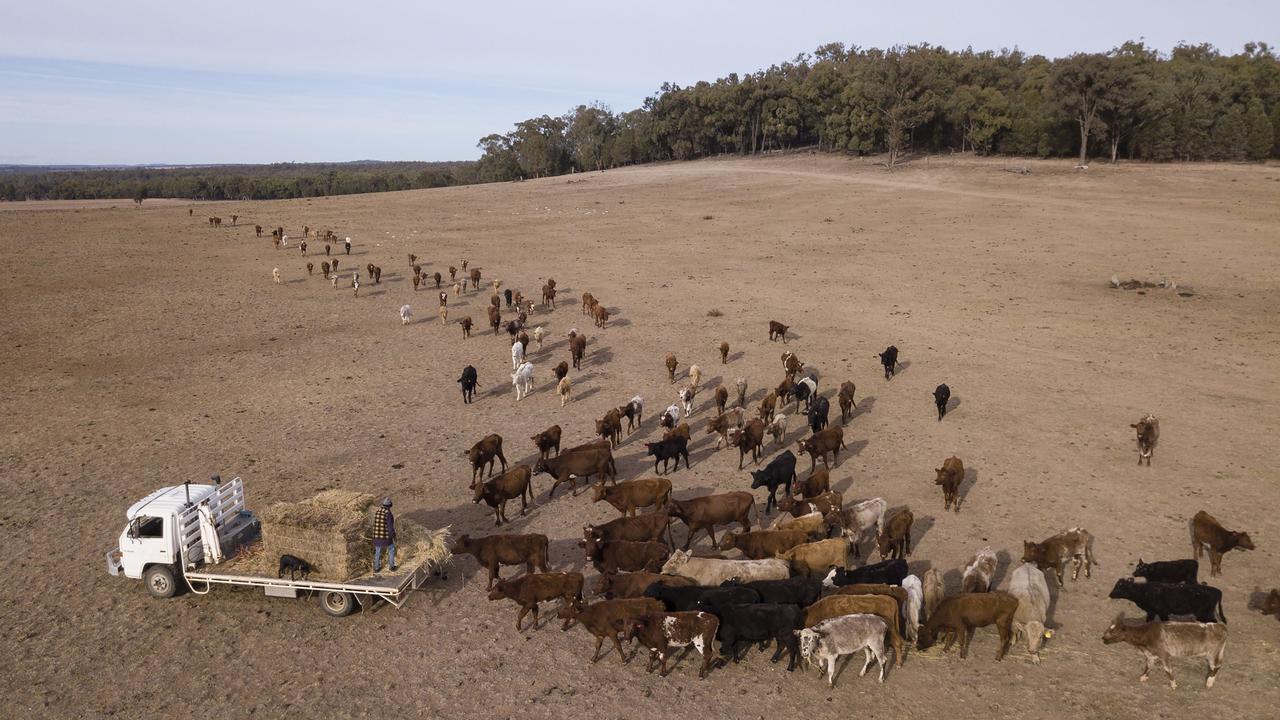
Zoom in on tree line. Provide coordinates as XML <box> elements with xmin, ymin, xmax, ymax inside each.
<box><xmin>477</xmin><ymin>41</ymin><xmax>1280</xmax><ymax>180</ymax></box>
<box><xmin>0</xmin><ymin>161</ymin><xmax>479</xmax><ymax>202</ymax></box>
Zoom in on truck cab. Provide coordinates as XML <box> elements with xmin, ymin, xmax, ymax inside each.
<box><xmin>106</xmin><ymin>479</ymin><xmax>256</xmax><ymax>597</ymax></box>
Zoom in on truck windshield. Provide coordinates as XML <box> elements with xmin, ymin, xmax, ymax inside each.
<box><xmin>134</xmin><ymin>516</ymin><xmax>164</xmax><ymax>538</ymax></box>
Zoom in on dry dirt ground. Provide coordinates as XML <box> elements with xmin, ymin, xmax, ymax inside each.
<box><xmin>2</xmin><ymin>155</ymin><xmax>1279</xmax><ymax>719</ymax></box>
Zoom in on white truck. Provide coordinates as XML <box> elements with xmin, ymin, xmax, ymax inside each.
<box><xmin>105</xmin><ymin>478</ymin><xmax>448</xmax><ymax>616</ymax></box>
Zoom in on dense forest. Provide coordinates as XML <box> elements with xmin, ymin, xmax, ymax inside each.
<box><xmin>4</xmin><ymin>41</ymin><xmax>1277</xmax><ymax>201</ymax></box>
<box><xmin>476</xmin><ymin>41</ymin><xmax>1280</xmax><ymax>181</ymax></box>
<box><xmin>0</xmin><ymin>161</ymin><xmax>478</xmax><ymax>202</ymax></box>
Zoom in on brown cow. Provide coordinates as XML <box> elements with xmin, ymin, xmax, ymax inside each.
<box><xmin>830</xmin><ymin>583</ymin><xmax>910</xmax><ymax>610</ymax></box>
<box><xmin>796</xmin><ymin>426</ymin><xmax>846</xmax><ymax>471</ymax></box>
<box><xmin>433</xmin><ymin>271</ymin><xmax>442</xmax><ymax>288</ymax></box>
<box><xmin>758</xmin><ymin>391</ymin><xmax>777</xmax><ymax>424</ymax></box>
<box><xmin>596</xmin><ymin>408</ymin><xmax>623</xmax><ymax>448</ymax></box>
<box><xmin>569</xmin><ymin>334</ymin><xmax>587</xmax><ymax>370</ymax></box>
<box><xmin>593</xmin><ymin>304</ymin><xmax>610</xmax><ymax>328</ymax></box>
<box><xmin>705</xmin><ymin>411</ymin><xmax>738</xmax><ymax>450</ymax></box>
<box><xmin>629</xmin><ymin>611</ymin><xmax>720</xmax><ymax>678</ymax></box>
<box><xmin>1023</xmin><ymin>528</ymin><xmax>1096</xmax><ymax>588</ymax></box>
<box><xmin>794</xmin><ymin>468</ymin><xmax>830</xmax><ymax>499</ymax></box>
<box><xmin>473</xmin><ymin>464</ymin><xmax>534</xmax><ymax>525</ymax></box>
<box><xmin>592</xmin><ymin>571</ymin><xmax>696</xmax><ymax>599</ymax></box>
<box><xmin>460</xmin><ymin>316</ymin><xmax>473</xmax><ymax>338</ymax></box>
<box><xmin>768</xmin><ymin>320</ymin><xmax>789</xmax><ymax>343</ymax></box>
<box><xmin>668</xmin><ymin>492</ymin><xmax>755</xmax><ymax>549</ymax></box>
<box><xmin>775</xmin><ymin>377</ymin><xmax>795</xmax><ymax>405</ymax></box>
<box><xmin>934</xmin><ymin>456</ymin><xmax>964</xmax><ymax>513</ymax></box>
<box><xmin>531</xmin><ymin>424</ymin><xmax>562</xmax><ymax>460</ymax></box>
<box><xmin>918</xmin><ymin>592</ymin><xmax>1018</xmax><ymax>660</ymax></box>
<box><xmin>777</xmin><ymin>538</ymin><xmax>849</xmax><ymax>577</ymax></box>
<box><xmin>804</xmin><ymin>594</ymin><xmax>904</xmax><ymax>667</ymax></box>
<box><xmin>465</xmin><ymin>434</ymin><xmax>508</xmax><ymax>485</ymax></box>
<box><xmin>718</xmin><ymin>528</ymin><xmax>809</xmax><ymax>559</ymax></box>
<box><xmin>838</xmin><ymin>381</ymin><xmax>857</xmax><ymax>423</ymax></box>
<box><xmin>453</xmin><ymin>533</ymin><xmax>549</xmax><ymax>588</ymax></box>
<box><xmin>719</xmin><ymin>341</ymin><xmax>730</xmax><ymax>364</ymax></box>
<box><xmin>712</xmin><ymin>385</ymin><xmax>729</xmax><ymax>416</ymax></box>
<box><xmin>470</xmin><ymin>267</ymin><xmax>482</xmax><ymax>290</ymax></box>
<box><xmin>581</xmin><ymin>292</ymin><xmax>596</xmax><ymax>314</ymax></box>
<box><xmin>733</xmin><ymin>418</ymin><xmax>766</xmax><ymax>469</ymax></box>
<box><xmin>583</xmin><ymin>536</ymin><xmax>671</xmax><ymax>574</ymax></box>
<box><xmin>592</xmin><ymin>478</ymin><xmax>672</xmax><ymax>516</ymax></box>
<box><xmin>662</xmin><ymin>423</ymin><xmax>691</xmax><ymax>442</ymax></box>
<box><xmin>1102</xmin><ymin>615</ymin><xmax>1227</xmax><ymax>689</ymax></box>
<box><xmin>488</xmin><ymin>305</ymin><xmax>501</xmax><ymax>335</ymax></box>
<box><xmin>255</xmin><ymin>224</ymin><xmax>263</xmax><ymax>237</ymax></box>
<box><xmin>537</xmin><ymin>446</ymin><xmax>617</xmax><ymax>497</ymax></box>
<box><xmin>1191</xmin><ymin>510</ymin><xmax>1254</xmax><ymax>576</ymax></box>
<box><xmin>776</xmin><ymin>491</ymin><xmax>843</xmax><ymax>518</ymax></box>
<box><xmin>664</xmin><ymin>353</ymin><xmax>678</xmax><ymax>383</ymax></box>
<box><xmin>583</xmin><ymin>510</ymin><xmax>672</xmax><ymax>546</ymax></box>
<box><xmin>1129</xmin><ymin>413</ymin><xmax>1160</xmax><ymax>465</ymax></box>
<box><xmin>557</xmin><ymin>597</ymin><xmax>665</xmax><ymax>661</ymax></box>
<box><xmin>488</xmin><ymin>572</ymin><xmax>584</xmax><ymax>630</ymax></box>
<box><xmin>877</xmin><ymin>508</ymin><xmax>914</xmax><ymax>560</ymax></box>
<box><xmin>552</xmin><ymin>360</ymin><xmax>570</xmax><ymax>382</ymax></box>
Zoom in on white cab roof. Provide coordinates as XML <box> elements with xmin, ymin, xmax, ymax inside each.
<box><xmin>127</xmin><ymin>484</ymin><xmax>217</xmax><ymax>520</ymax></box>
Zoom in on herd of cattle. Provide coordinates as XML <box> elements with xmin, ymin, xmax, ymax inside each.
<box><xmin>234</xmin><ymin>214</ymin><xmax>1277</xmax><ymax>690</ymax></box>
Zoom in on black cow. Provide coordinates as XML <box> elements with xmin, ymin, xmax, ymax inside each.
<box><xmin>807</xmin><ymin>395</ymin><xmax>830</xmax><ymax>433</ymax></box>
<box><xmin>792</xmin><ymin>379</ymin><xmax>814</xmax><ymax>412</ymax></box>
<box><xmin>1109</xmin><ymin>578</ymin><xmax>1225</xmax><ymax>623</ymax></box>
<box><xmin>692</xmin><ymin>586</ymin><xmax>764</xmax><ymax>615</ymax></box>
<box><xmin>720</xmin><ymin>577</ymin><xmax>822</xmax><ymax>607</ymax></box>
<box><xmin>645</xmin><ymin>436</ymin><xmax>689</xmax><ymax>475</ymax></box>
<box><xmin>503</xmin><ymin>288</ymin><xmax>513</xmax><ymax>308</ymax></box>
<box><xmin>1133</xmin><ymin>559</ymin><xmax>1198</xmax><ymax>585</ymax></box>
<box><xmin>643</xmin><ymin>584</ymin><xmax>728</xmax><ymax>612</ymax></box>
<box><xmin>458</xmin><ymin>365</ymin><xmax>479</xmax><ymax>403</ymax></box>
<box><xmin>822</xmin><ymin>558</ymin><xmax>909</xmax><ymax>588</ymax></box>
<box><xmin>933</xmin><ymin>384</ymin><xmax>951</xmax><ymax>421</ymax></box>
<box><xmin>714</xmin><ymin>603</ymin><xmax>804</xmax><ymax>670</ymax></box>
<box><xmin>878</xmin><ymin>345</ymin><xmax>899</xmax><ymax>380</ymax></box>
<box><xmin>749</xmin><ymin>450</ymin><xmax>797</xmax><ymax>515</ymax></box>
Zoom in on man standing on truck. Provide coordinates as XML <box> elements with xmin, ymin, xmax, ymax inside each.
<box><xmin>372</xmin><ymin>497</ymin><xmax>396</xmax><ymax>573</ymax></box>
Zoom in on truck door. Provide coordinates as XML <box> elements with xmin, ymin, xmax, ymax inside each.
<box><xmin>121</xmin><ymin>515</ymin><xmax>174</xmax><ymax>578</ymax></box>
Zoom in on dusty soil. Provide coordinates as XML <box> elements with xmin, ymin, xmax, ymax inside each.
<box><xmin>2</xmin><ymin>155</ymin><xmax>1279</xmax><ymax>719</ymax></box>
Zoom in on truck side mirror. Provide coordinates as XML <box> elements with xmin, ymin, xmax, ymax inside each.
<box><xmin>127</xmin><ymin>519</ymin><xmax>140</xmax><ymax>540</ymax></box>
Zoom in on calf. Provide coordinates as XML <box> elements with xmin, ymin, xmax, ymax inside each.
<box><xmin>781</xmin><ymin>351</ymin><xmax>803</xmax><ymax>377</ymax></box>
<box><xmin>558</xmin><ymin>594</ymin><xmax>665</xmax><ymax>661</ymax></box>
<box><xmin>465</xmin><ymin>434</ymin><xmax>507</xmax><ymax>485</ymax></box>
<box><xmin>778</xmin><ymin>538</ymin><xmax>849</xmax><ymax>577</ymax></box>
<box><xmin>802</xmin><ymin>594</ymin><xmax>905</xmax><ymax>667</ymax></box>
<box><xmin>705</xmin><ymin>411</ymin><xmax>739</xmax><ymax>450</ymax></box>
<box><xmin>664</xmin><ymin>353</ymin><xmax>678</xmax><ymax>382</ymax></box>
<box><xmin>661</xmin><ymin>550</ymin><xmax>789</xmax><ymax>586</ymax></box>
<box><xmin>662</xmin><ymin>423</ymin><xmax>691</xmax><ymax>442</ymax></box>
<box><xmin>758</xmin><ymin>391</ymin><xmax>777</xmax><ymax>424</ymax></box>
<box><xmin>721</xmin><ymin>576</ymin><xmax>822</xmax><ymax>606</ymax></box>
<box><xmin>1022</xmin><ymin>528</ymin><xmax>1096</xmax><ymax>588</ymax></box>
<box><xmin>878</xmin><ymin>345</ymin><xmax>899</xmax><ymax>380</ymax></box>
<box><xmin>733</xmin><ymin>418</ymin><xmax>766</xmax><ymax>469</ymax></box>
<box><xmin>536</xmin><ymin>447</ymin><xmax>617</xmax><ymax>497</ymax></box>
<box><xmin>1134</xmin><ymin>559</ymin><xmax>1198</xmax><ymax>585</ymax></box>
<box><xmin>1102</xmin><ymin>617</ymin><xmax>1227</xmax><ymax>688</ymax></box>
<box><xmin>593</xmin><ymin>571</ymin><xmax>695</xmax><ymax>599</ymax></box>
<box><xmin>645</xmin><ymin>436</ymin><xmax>690</xmax><ymax>475</ymax></box>
<box><xmin>460</xmin><ymin>316</ymin><xmax>473</xmax><ymax>338</ymax></box>
<box><xmin>668</xmin><ymin>492</ymin><xmax>755</xmax><ymax>549</ymax></box>
<box><xmin>643</xmin><ymin>584</ymin><xmax>740</xmax><ymax>612</ymax></box>
<box><xmin>592</xmin><ymin>477</ymin><xmax>671</xmax><ymax>517</ymax></box>
<box><xmin>807</xmin><ymin>395</ymin><xmax>830</xmax><ymax>433</ymax></box>
<box><xmin>794</xmin><ymin>468</ymin><xmax>830</xmax><ymax>499</ymax></box>
<box><xmin>510</xmin><ymin>361</ymin><xmax>535</xmax><ymax>400</ymax></box>
<box><xmin>918</xmin><ymin>592</ymin><xmax>1018</xmax><ymax>660</ymax></box>
<box><xmin>934</xmin><ymin>456</ymin><xmax>964</xmax><ymax>513</ymax></box>
<box><xmin>933</xmin><ymin>383</ymin><xmax>951</xmax><ymax>421</ymax></box>
<box><xmin>583</xmin><ymin>537</ymin><xmax>670</xmax><ymax>574</ymax></box>
<box><xmin>877</xmin><ymin>508</ymin><xmax>914</xmax><ymax>560</ymax></box>
<box><xmin>488</xmin><ymin>572</ymin><xmax>584</xmax><ymax>631</ymax></box>
<box><xmin>659</xmin><ymin>404</ymin><xmax>681</xmax><ymax>430</ymax></box>
<box><xmin>452</xmin><ymin>533</ymin><xmax>549</xmax><ymax>588</ymax></box>
<box><xmin>473</xmin><ymin>464</ymin><xmax>534</xmax><ymax>525</ymax></box>
<box><xmin>629</xmin><ymin>611</ymin><xmax>720</xmax><ymax>678</ymax></box>
<box><xmin>712</xmin><ymin>385</ymin><xmax>729</xmax><ymax>416</ymax></box>
<box><xmin>796</xmin><ymin>426</ymin><xmax>846</xmax><ymax>471</ymax></box>
<box><xmin>1007</xmin><ymin>563</ymin><xmax>1052</xmax><ymax>663</ymax></box>
<box><xmin>775</xmin><ymin>377</ymin><xmax>795</xmax><ymax>405</ymax></box>
<box><xmin>823</xmin><ymin>558</ymin><xmax>909</xmax><ymax>588</ymax></box>
<box><xmin>765</xmin><ymin>413</ymin><xmax>788</xmax><ymax>446</ymax></box>
<box><xmin>277</xmin><ymin>554</ymin><xmax>312</xmax><ymax>581</ymax></box>
<box><xmin>719</xmin><ymin>528</ymin><xmax>810</xmax><ymax>560</ymax></box>
<box><xmin>961</xmin><ymin>546</ymin><xmax>997</xmax><ymax>593</ymax></box>
<box><xmin>719</xmin><ymin>341</ymin><xmax>730</xmax><ymax>363</ymax></box>
<box><xmin>530</xmin><ymin>425</ymin><xmax>561</xmax><ymax>460</ymax></box>
<box><xmin>552</xmin><ymin>360</ymin><xmax>569</xmax><ymax>382</ymax></box>
<box><xmin>770</xmin><ymin>510</ymin><xmax>827</xmax><ymax>538</ymax></box>
<box><xmin>825</xmin><ymin>497</ymin><xmax>887</xmax><ymax>558</ymax></box>
<box><xmin>569</xmin><ymin>333</ymin><xmax>587</xmax><ymax>369</ymax></box>
<box><xmin>750</xmin><ymin>450</ymin><xmax>797</xmax><ymax>515</ymax></box>
<box><xmin>735</xmin><ymin>377</ymin><xmax>748</xmax><ymax>408</ymax></box>
<box><xmin>678</xmin><ymin>386</ymin><xmax>697</xmax><ymax>417</ymax></box>
<box><xmin>798</xmin><ymin>614</ymin><xmax>889</xmax><ymax>685</ymax></box>
<box><xmin>715</xmin><ymin>602</ymin><xmax>804</xmax><ymax>670</ymax></box>
<box><xmin>776</xmin><ymin>491</ymin><xmax>843</xmax><ymax>519</ymax></box>
<box><xmin>768</xmin><ymin>320</ymin><xmax>789</xmax><ymax>343</ymax></box>
<box><xmin>458</xmin><ymin>365</ymin><xmax>479</xmax><ymax>403</ymax></box>
<box><xmin>1109</xmin><ymin>578</ymin><xmax>1225</xmax><ymax>623</ymax></box>
<box><xmin>596</xmin><ymin>407</ymin><xmax>623</xmax><ymax>448</ymax></box>
<box><xmin>1130</xmin><ymin>413</ymin><xmax>1160</xmax><ymax>465</ymax></box>
<box><xmin>557</xmin><ymin>376</ymin><xmax>572</xmax><ymax>406</ymax></box>
<box><xmin>827</xmin><ymin>583</ymin><xmax>909</xmax><ymax>610</ymax></box>
<box><xmin>838</xmin><ymin>381</ymin><xmax>857</xmax><ymax>423</ymax></box>
<box><xmin>619</xmin><ymin>395</ymin><xmax>644</xmax><ymax>433</ymax></box>
<box><xmin>1191</xmin><ymin>510</ymin><xmax>1255</xmax><ymax>576</ymax></box>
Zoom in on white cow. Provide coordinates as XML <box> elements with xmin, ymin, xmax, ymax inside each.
<box><xmin>271</xmin><ymin>267</ymin><xmax>281</xmax><ymax>284</ymax></box>
<box><xmin>511</xmin><ymin>361</ymin><xmax>535</xmax><ymax>400</ymax></box>
<box><xmin>532</xmin><ymin>326</ymin><xmax>545</xmax><ymax>351</ymax></box>
<box><xmin>797</xmin><ymin>614</ymin><xmax>889</xmax><ymax>685</ymax></box>
<box><xmin>399</xmin><ymin>305</ymin><xmax>412</xmax><ymax>325</ymax></box>
<box><xmin>901</xmin><ymin>575</ymin><xmax>924</xmax><ymax>642</ymax></box>
<box><xmin>1008</xmin><ymin>562</ymin><xmax>1052</xmax><ymax>663</ymax></box>
<box><xmin>511</xmin><ymin>340</ymin><xmax>525</xmax><ymax>369</ymax></box>
<box><xmin>678</xmin><ymin>387</ymin><xmax>696</xmax><ymax>417</ymax></box>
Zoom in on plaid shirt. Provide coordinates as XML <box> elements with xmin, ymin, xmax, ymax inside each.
<box><xmin>372</xmin><ymin>507</ymin><xmax>395</xmax><ymax>546</ymax></box>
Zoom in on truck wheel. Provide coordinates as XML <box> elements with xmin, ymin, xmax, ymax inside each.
<box><xmin>320</xmin><ymin>591</ymin><xmax>356</xmax><ymax>617</ymax></box>
<box><xmin>144</xmin><ymin>565</ymin><xmax>179</xmax><ymax>599</ymax></box>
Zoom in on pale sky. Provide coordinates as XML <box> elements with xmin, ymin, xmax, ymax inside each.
<box><xmin>1</xmin><ymin>1</ymin><xmax>1274</xmax><ymax>165</ymax></box>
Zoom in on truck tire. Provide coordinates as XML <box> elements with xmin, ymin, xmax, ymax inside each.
<box><xmin>144</xmin><ymin>565</ymin><xmax>179</xmax><ymax>599</ymax></box>
<box><xmin>320</xmin><ymin>591</ymin><xmax>356</xmax><ymax>617</ymax></box>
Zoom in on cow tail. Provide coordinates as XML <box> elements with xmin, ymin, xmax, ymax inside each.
<box><xmin>1218</xmin><ymin>595</ymin><xmax>1227</xmax><ymax>624</ymax></box>
<box><xmin>748</xmin><ymin>498</ymin><xmax>759</xmax><ymax>528</ymax></box>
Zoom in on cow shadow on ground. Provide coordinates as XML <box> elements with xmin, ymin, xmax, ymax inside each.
<box><xmin>574</xmin><ymin>387</ymin><xmax>602</xmax><ymax>403</ymax></box>
<box><xmin>942</xmin><ymin>567</ymin><xmax>964</xmax><ymax>594</ymax></box>
<box><xmin>845</xmin><ymin>439</ymin><xmax>870</xmax><ymax>457</ymax></box>
<box><xmin>591</xmin><ymin>348</ymin><xmax>615</xmax><ymax>365</ymax></box>
<box><xmin>957</xmin><ymin>467</ymin><xmax>978</xmax><ymax>510</ymax></box>
<box><xmin>894</xmin><ymin>359</ymin><xmax>912</xmax><ymax>376</ymax></box>
<box><xmin>848</xmin><ymin>395</ymin><xmax>876</xmax><ymax>420</ymax></box>
<box><xmin>363</xmin><ymin>289</ymin><xmax>387</xmax><ymax>298</ymax></box>
<box><xmin>991</xmin><ymin>549</ymin><xmax>1014</xmax><ymax>589</ymax></box>
<box><xmin>727</xmin><ymin>352</ymin><xmax>745</xmax><ymax>363</ymax></box>
<box><xmin>548</xmin><ymin>537</ymin><xmax>589</xmax><ymax>574</ymax></box>
<box><xmin>608</xmin><ymin>318</ymin><xmax>631</xmax><ymax>328</ymax></box>
<box><xmin>906</xmin><ymin>559</ymin><xmax>934</xmax><ymax>577</ymax></box>
<box><xmin>911</xmin><ymin>514</ymin><xmax>937</xmax><ymax>548</ymax></box>
<box><xmin>946</xmin><ymin>396</ymin><xmax>962</xmax><ymax>415</ymax></box>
